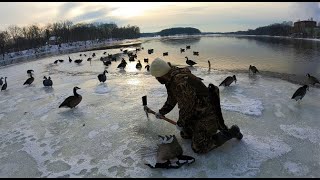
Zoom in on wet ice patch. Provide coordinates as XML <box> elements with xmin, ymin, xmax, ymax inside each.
<box><xmin>280</xmin><ymin>124</ymin><xmax>320</xmax><ymax>144</ymax></box>
<box><xmin>88</xmin><ymin>130</ymin><xmax>100</xmax><ymax>139</ymax></box>
<box><xmin>94</xmin><ymin>84</ymin><xmax>111</xmax><ymax>94</ymax></box>
<box><xmin>284</xmin><ymin>161</ymin><xmax>309</xmax><ymax>176</ymax></box>
<box><xmin>274</xmin><ymin>103</ymin><xmax>285</xmax><ymax>118</ymax></box>
<box><xmin>221</xmin><ymin>94</ymin><xmax>263</xmax><ymax>116</ymax></box>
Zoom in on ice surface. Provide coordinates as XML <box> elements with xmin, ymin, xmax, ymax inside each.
<box><xmin>0</xmin><ymin>43</ymin><xmax>320</xmax><ymax>178</ymax></box>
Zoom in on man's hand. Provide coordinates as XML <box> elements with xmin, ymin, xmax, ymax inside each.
<box><xmin>155</xmin><ymin>112</ymin><xmax>165</xmax><ymax>119</ymax></box>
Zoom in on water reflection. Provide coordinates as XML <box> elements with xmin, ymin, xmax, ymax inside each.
<box><xmin>159</xmin><ymin>36</ymin><xmax>201</xmax><ymax>46</ymax></box>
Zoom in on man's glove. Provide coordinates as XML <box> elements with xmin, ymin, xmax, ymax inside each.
<box><xmin>155</xmin><ymin>112</ymin><xmax>165</xmax><ymax>119</ymax></box>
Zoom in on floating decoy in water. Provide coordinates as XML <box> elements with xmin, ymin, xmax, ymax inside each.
<box><xmin>208</xmin><ymin>60</ymin><xmax>211</xmax><ymax>71</ymax></box>
<box><xmin>58</xmin><ymin>59</ymin><xmax>64</xmax><ymax>63</ymax></box>
<box><xmin>144</xmin><ymin>58</ymin><xmax>149</xmax><ymax>63</ymax></box>
<box><xmin>1</xmin><ymin>77</ymin><xmax>7</xmax><ymax>91</ymax></box>
<box><xmin>163</xmin><ymin>52</ymin><xmax>168</xmax><ymax>56</ymax></box>
<box><xmin>0</xmin><ymin>77</ymin><xmax>3</xmax><ymax>86</ymax></box>
<box><xmin>145</xmin><ymin>65</ymin><xmax>150</xmax><ymax>71</ymax></box>
<box><xmin>97</xmin><ymin>70</ymin><xmax>108</xmax><ymax>83</ymax></box>
<box><xmin>59</xmin><ymin>86</ymin><xmax>82</xmax><ymax>108</ymax></box>
<box><xmin>185</xmin><ymin>57</ymin><xmax>197</xmax><ymax>66</ymax></box>
<box><xmin>43</xmin><ymin>76</ymin><xmax>53</xmax><ymax>87</ymax></box>
<box><xmin>69</xmin><ymin>56</ymin><xmax>72</xmax><ymax>63</ymax></box>
<box><xmin>180</xmin><ymin>48</ymin><xmax>185</xmax><ymax>53</ymax></box>
<box><xmin>186</xmin><ymin>45</ymin><xmax>191</xmax><ymax>49</ymax></box>
<box><xmin>306</xmin><ymin>73</ymin><xmax>319</xmax><ymax>85</ymax></box>
<box><xmin>23</xmin><ymin>74</ymin><xmax>34</xmax><ymax>86</ymax></box>
<box><xmin>291</xmin><ymin>85</ymin><xmax>309</xmax><ymax>101</ymax></box>
<box><xmin>193</xmin><ymin>51</ymin><xmax>199</xmax><ymax>56</ymax></box>
<box><xmin>219</xmin><ymin>75</ymin><xmax>237</xmax><ymax>87</ymax></box>
<box><xmin>136</xmin><ymin>60</ymin><xmax>142</xmax><ymax>69</ymax></box>
<box><xmin>144</xmin><ymin>135</ymin><xmax>195</xmax><ymax>169</ymax></box>
<box><xmin>249</xmin><ymin>65</ymin><xmax>259</xmax><ymax>74</ymax></box>
<box><xmin>74</xmin><ymin>59</ymin><xmax>83</xmax><ymax>64</ymax></box>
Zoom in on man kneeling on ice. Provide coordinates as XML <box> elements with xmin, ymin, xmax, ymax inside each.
<box><xmin>149</xmin><ymin>58</ymin><xmax>243</xmax><ymax>154</ymax></box>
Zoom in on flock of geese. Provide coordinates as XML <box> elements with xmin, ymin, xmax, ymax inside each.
<box><xmin>1</xmin><ymin>44</ymin><xmax>320</xmax><ymax>108</ymax></box>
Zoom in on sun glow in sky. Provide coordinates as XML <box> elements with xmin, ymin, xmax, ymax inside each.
<box><xmin>0</xmin><ymin>2</ymin><xmax>319</xmax><ymax>33</ymax></box>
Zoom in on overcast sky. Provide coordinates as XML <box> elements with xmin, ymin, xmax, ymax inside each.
<box><xmin>0</xmin><ymin>2</ymin><xmax>319</xmax><ymax>33</ymax></box>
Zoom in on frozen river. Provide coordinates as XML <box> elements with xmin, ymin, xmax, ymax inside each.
<box><xmin>0</xmin><ymin>36</ymin><xmax>320</xmax><ymax>177</ymax></box>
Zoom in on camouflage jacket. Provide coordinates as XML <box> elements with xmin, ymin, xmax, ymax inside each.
<box><xmin>159</xmin><ymin>67</ymin><xmax>215</xmax><ymax>128</ymax></box>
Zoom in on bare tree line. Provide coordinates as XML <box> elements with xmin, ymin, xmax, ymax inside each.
<box><xmin>0</xmin><ymin>20</ymin><xmax>140</xmax><ymax>60</ymax></box>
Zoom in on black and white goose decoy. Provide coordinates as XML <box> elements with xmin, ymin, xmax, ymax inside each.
<box><xmin>219</xmin><ymin>75</ymin><xmax>237</xmax><ymax>87</ymax></box>
<box><xmin>163</xmin><ymin>52</ymin><xmax>168</xmax><ymax>56</ymax></box>
<box><xmin>0</xmin><ymin>77</ymin><xmax>3</xmax><ymax>86</ymax></box>
<box><xmin>144</xmin><ymin>135</ymin><xmax>195</xmax><ymax>169</ymax></box>
<box><xmin>185</xmin><ymin>56</ymin><xmax>197</xmax><ymax>66</ymax></box>
<box><xmin>43</xmin><ymin>76</ymin><xmax>53</xmax><ymax>87</ymax></box>
<box><xmin>306</xmin><ymin>73</ymin><xmax>319</xmax><ymax>85</ymax></box>
<box><xmin>145</xmin><ymin>65</ymin><xmax>150</xmax><ymax>71</ymax></box>
<box><xmin>193</xmin><ymin>51</ymin><xmax>199</xmax><ymax>56</ymax></box>
<box><xmin>97</xmin><ymin>70</ymin><xmax>108</xmax><ymax>83</ymax></box>
<box><xmin>291</xmin><ymin>85</ymin><xmax>309</xmax><ymax>101</ymax></box>
<box><xmin>1</xmin><ymin>77</ymin><xmax>7</xmax><ymax>91</ymax></box>
<box><xmin>136</xmin><ymin>60</ymin><xmax>142</xmax><ymax>69</ymax></box>
<box><xmin>249</xmin><ymin>65</ymin><xmax>259</xmax><ymax>74</ymax></box>
<box><xmin>59</xmin><ymin>87</ymin><xmax>82</xmax><ymax>108</ymax></box>
<box><xmin>23</xmin><ymin>74</ymin><xmax>34</xmax><ymax>86</ymax></box>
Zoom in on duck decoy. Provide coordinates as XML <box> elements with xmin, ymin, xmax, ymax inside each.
<box><xmin>193</xmin><ymin>51</ymin><xmax>199</xmax><ymax>56</ymax></box>
<box><xmin>59</xmin><ymin>86</ymin><xmax>82</xmax><ymax>108</ymax></box>
<box><xmin>0</xmin><ymin>77</ymin><xmax>3</xmax><ymax>86</ymax></box>
<box><xmin>185</xmin><ymin>57</ymin><xmax>197</xmax><ymax>66</ymax></box>
<box><xmin>306</xmin><ymin>73</ymin><xmax>319</xmax><ymax>85</ymax></box>
<box><xmin>186</xmin><ymin>45</ymin><xmax>191</xmax><ymax>49</ymax></box>
<box><xmin>163</xmin><ymin>52</ymin><xmax>168</xmax><ymax>56</ymax></box>
<box><xmin>145</xmin><ymin>65</ymin><xmax>150</xmax><ymax>71</ymax></box>
<box><xmin>180</xmin><ymin>48</ymin><xmax>185</xmax><ymax>53</ymax></box>
<box><xmin>219</xmin><ymin>75</ymin><xmax>237</xmax><ymax>87</ymax></box>
<box><xmin>144</xmin><ymin>58</ymin><xmax>149</xmax><ymax>63</ymax></box>
<box><xmin>249</xmin><ymin>65</ymin><xmax>259</xmax><ymax>74</ymax></box>
<box><xmin>291</xmin><ymin>85</ymin><xmax>309</xmax><ymax>101</ymax></box>
<box><xmin>74</xmin><ymin>59</ymin><xmax>83</xmax><ymax>64</ymax></box>
<box><xmin>23</xmin><ymin>74</ymin><xmax>34</xmax><ymax>86</ymax></box>
<box><xmin>136</xmin><ymin>60</ymin><xmax>142</xmax><ymax>69</ymax></box>
<box><xmin>43</xmin><ymin>76</ymin><xmax>53</xmax><ymax>87</ymax></box>
<box><xmin>97</xmin><ymin>70</ymin><xmax>108</xmax><ymax>83</ymax></box>
<box><xmin>69</xmin><ymin>56</ymin><xmax>72</xmax><ymax>62</ymax></box>
<box><xmin>1</xmin><ymin>77</ymin><xmax>7</xmax><ymax>91</ymax></box>
<box><xmin>144</xmin><ymin>135</ymin><xmax>195</xmax><ymax>169</ymax></box>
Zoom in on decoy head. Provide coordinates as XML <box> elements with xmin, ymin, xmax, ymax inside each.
<box><xmin>74</xmin><ymin>86</ymin><xmax>81</xmax><ymax>90</ymax></box>
<box><xmin>233</xmin><ymin>75</ymin><xmax>237</xmax><ymax>83</ymax></box>
<box><xmin>43</xmin><ymin>76</ymin><xmax>47</xmax><ymax>79</ymax></box>
<box><xmin>303</xmin><ymin>85</ymin><xmax>309</xmax><ymax>91</ymax></box>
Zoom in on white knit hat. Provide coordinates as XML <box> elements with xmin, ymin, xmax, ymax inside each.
<box><xmin>150</xmin><ymin>58</ymin><xmax>171</xmax><ymax>77</ymax></box>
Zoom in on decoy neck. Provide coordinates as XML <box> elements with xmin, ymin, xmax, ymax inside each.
<box><xmin>104</xmin><ymin>70</ymin><xmax>108</xmax><ymax>74</ymax></box>
<box><xmin>233</xmin><ymin>75</ymin><xmax>237</xmax><ymax>83</ymax></box>
<box><xmin>73</xmin><ymin>87</ymin><xmax>81</xmax><ymax>96</ymax></box>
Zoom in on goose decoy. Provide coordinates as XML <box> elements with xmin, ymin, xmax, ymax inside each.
<box><xmin>97</xmin><ymin>70</ymin><xmax>108</xmax><ymax>83</ymax></box>
<box><xmin>54</xmin><ymin>60</ymin><xmax>59</xmax><ymax>64</ymax></box>
<box><xmin>306</xmin><ymin>73</ymin><xmax>319</xmax><ymax>85</ymax></box>
<box><xmin>103</xmin><ymin>52</ymin><xmax>107</xmax><ymax>55</ymax></box>
<box><xmin>145</xmin><ymin>65</ymin><xmax>150</xmax><ymax>71</ymax></box>
<box><xmin>291</xmin><ymin>85</ymin><xmax>309</xmax><ymax>101</ymax></box>
<box><xmin>219</xmin><ymin>75</ymin><xmax>237</xmax><ymax>87</ymax></box>
<box><xmin>193</xmin><ymin>51</ymin><xmax>199</xmax><ymax>56</ymax></box>
<box><xmin>136</xmin><ymin>60</ymin><xmax>142</xmax><ymax>69</ymax></box>
<box><xmin>58</xmin><ymin>59</ymin><xmax>64</xmax><ymax>63</ymax></box>
<box><xmin>43</xmin><ymin>76</ymin><xmax>53</xmax><ymax>87</ymax></box>
<box><xmin>163</xmin><ymin>52</ymin><xmax>168</xmax><ymax>56</ymax></box>
<box><xmin>186</xmin><ymin>45</ymin><xmax>191</xmax><ymax>49</ymax></box>
<box><xmin>1</xmin><ymin>77</ymin><xmax>7</xmax><ymax>91</ymax></box>
<box><xmin>145</xmin><ymin>135</ymin><xmax>195</xmax><ymax>169</ymax></box>
<box><xmin>92</xmin><ymin>53</ymin><xmax>96</xmax><ymax>57</ymax></box>
<box><xmin>87</xmin><ymin>58</ymin><xmax>92</xmax><ymax>65</ymax></box>
<box><xmin>117</xmin><ymin>61</ymin><xmax>127</xmax><ymax>69</ymax></box>
<box><xmin>74</xmin><ymin>59</ymin><xmax>83</xmax><ymax>64</ymax></box>
<box><xmin>0</xmin><ymin>77</ymin><xmax>3</xmax><ymax>86</ymax></box>
<box><xmin>69</xmin><ymin>56</ymin><xmax>72</xmax><ymax>62</ymax></box>
<box><xmin>144</xmin><ymin>58</ymin><xmax>149</xmax><ymax>63</ymax></box>
<box><xmin>148</xmin><ymin>49</ymin><xmax>154</xmax><ymax>54</ymax></box>
<box><xmin>208</xmin><ymin>60</ymin><xmax>211</xmax><ymax>71</ymax></box>
<box><xmin>23</xmin><ymin>74</ymin><xmax>34</xmax><ymax>86</ymax></box>
<box><xmin>185</xmin><ymin>56</ymin><xmax>197</xmax><ymax>66</ymax></box>
<box><xmin>59</xmin><ymin>86</ymin><xmax>82</xmax><ymax>108</ymax></box>
<box><xmin>249</xmin><ymin>65</ymin><xmax>259</xmax><ymax>74</ymax></box>
<box><xmin>180</xmin><ymin>48</ymin><xmax>185</xmax><ymax>53</ymax></box>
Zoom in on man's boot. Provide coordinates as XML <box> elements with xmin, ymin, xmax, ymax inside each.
<box><xmin>229</xmin><ymin>125</ymin><xmax>243</xmax><ymax>140</ymax></box>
